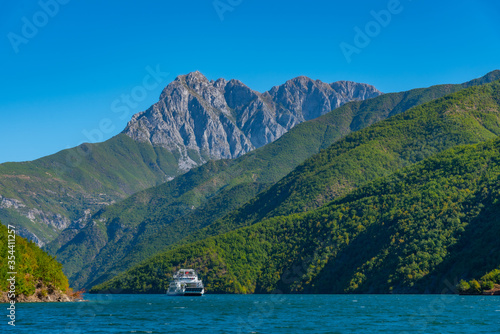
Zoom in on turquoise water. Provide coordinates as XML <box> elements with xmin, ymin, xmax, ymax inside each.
<box><xmin>7</xmin><ymin>294</ymin><xmax>500</xmax><ymax>333</ymax></box>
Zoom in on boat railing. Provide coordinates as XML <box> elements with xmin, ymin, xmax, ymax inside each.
<box><xmin>173</xmin><ymin>271</ymin><xmax>198</xmax><ymax>279</ymax></box>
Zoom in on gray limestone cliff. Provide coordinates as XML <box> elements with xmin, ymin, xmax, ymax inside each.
<box><xmin>123</xmin><ymin>71</ymin><xmax>382</xmax><ymax>170</ymax></box>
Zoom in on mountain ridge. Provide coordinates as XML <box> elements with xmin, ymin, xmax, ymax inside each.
<box><xmin>90</xmin><ymin>81</ymin><xmax>500</xmax><ymax>294</ymax></box>
<box><xmin>0</xmin><ymin>72</ymin><xmax>380</xmax><ymax>245</ymax></box>
<box><xmin>49</xmin><ymin>72</ymin><xmax>500</xmax><ymax>290</ymax></box>
<box><xmin>123</xmin><ymin>71</ymin><xmax>382</xmax><ymax>169</ymax></box>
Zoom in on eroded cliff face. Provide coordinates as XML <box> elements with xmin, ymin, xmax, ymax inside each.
<box><xmin>123</xmin><ymin>71</ymin><xmax>381</xmax><ymax>170</ymax></box>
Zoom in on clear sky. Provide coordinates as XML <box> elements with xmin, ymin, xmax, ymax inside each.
<box><xmin>1</xmin><ymin>0</ymin><xmax>499</xmax><ymax>163</ymax></box>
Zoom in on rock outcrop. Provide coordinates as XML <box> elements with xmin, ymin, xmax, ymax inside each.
<box><xmin>123</xmin><ymin>71</ymin><xmax>382</xmax><ymax>170</ymax></box>
<box><xmin>0</xmin><ymin>281</ymin><xmax>80</xmax><ymax>303</ymax></box>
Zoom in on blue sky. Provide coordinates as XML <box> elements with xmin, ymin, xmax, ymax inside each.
<box><xmin>0</xmin><ymin>0</ymin><xmax>499</xmax><ymax>163</ymax></box>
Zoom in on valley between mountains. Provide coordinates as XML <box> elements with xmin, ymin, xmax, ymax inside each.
<box><xmin>91</xmin><ymin>77</ymin><xmax>500</xmax><ymax>294</ymax></box>
<box><xmin>0</xmin><ymin>72</ymin><xmax>380</xmax><ymax>246</ymax></box>
<box><xmin>2</xmin><ymin>71</ymin><xmax>500</xmax><ymax>295</ymax></box>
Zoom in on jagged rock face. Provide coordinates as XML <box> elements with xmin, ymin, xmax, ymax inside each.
<box><xmin>123</xmin><ymin>71</ymin><xmax>381</xmax><ymax>170</ymax></box>
<box><xmin>0</xmin><ymin>194</ymin><xmax>71</xmax><ymax>246</ymax></box>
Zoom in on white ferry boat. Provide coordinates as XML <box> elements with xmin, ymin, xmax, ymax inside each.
<box><xmin>167</xmin><ymin>269</ymin><xmax>204</xmax><ymax>296</ymax></box>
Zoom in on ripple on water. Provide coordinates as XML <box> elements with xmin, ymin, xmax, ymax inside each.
<box><xmin>13</xmin><ymin>294</ymin><xmax>500</xmax><ymax>334</ymax></box>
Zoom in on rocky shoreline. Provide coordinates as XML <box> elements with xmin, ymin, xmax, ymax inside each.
<box><xmin>0</xmin><ymin>282</ymin><xmax>81</xmax><ymax>303</ymax></box>
<box><xmin>481</xmin><ymin>284</ymin><xmax>500</xmax><ymax>295</ymax></box>
<box><xmin>1</xmin><ymin>292</ymin><xmax>74</xmax><ymax>303</ymax></box>
<box><xmin>459</xmin><ymin>284</ymin><xmax>500</xmax><ymax>296</ymax></box>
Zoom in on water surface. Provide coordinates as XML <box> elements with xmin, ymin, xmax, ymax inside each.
<box><xmin>7</xmin><ymin>294</ymin><xmax>500</xmax><ymax>333</ymax></box>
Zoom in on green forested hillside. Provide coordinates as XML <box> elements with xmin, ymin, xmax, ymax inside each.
<box><xmin>54</xmin><ymin>72</ymin><xmax>500</xmax><ymax>290</ymax></box>
<box><xmin>457</xmin><ymin>269</ymin><xmax>500</xmax><ymax>294</ymax></box>
<box><xmin>90</xmin><ymin>137</ymin><xmax>500</xmax><ymax>294</ymax></box>
<box><xmin>0</xmin><ymin>222</ymin><xmax>70</xmax><ymax>298</ymax></box>
<box><xmin>0</xmin><ymin>134</ymin><xmax>179</xmax><ymax>244</ymax></box>
<box><xmin>194</xmin><ymin>81</ymin><xmax>500</xmax><ymax>240</ymax></box>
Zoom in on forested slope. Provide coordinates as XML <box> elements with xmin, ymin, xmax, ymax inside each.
<box><xmin>91</xmin><ymin>82</ymin><xmax>500</xmax><ymax>294</ymax></box>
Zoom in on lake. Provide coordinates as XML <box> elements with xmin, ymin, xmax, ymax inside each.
<box><xmin>8</xmin><ymin>294</ymin><xmax>500</xmax><ymax>333</ymax></box>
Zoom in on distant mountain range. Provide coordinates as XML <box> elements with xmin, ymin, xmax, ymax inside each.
<box><xmin>3</xmin><ymin>70</ymin><xmax>500</xmax><ymax>295</ymax></box>
<box><xmin>91</xmin><ymin>79</ymin><xmax>500</xmax><ymax>294</ymax></box>
<box><xmin>0</xmin><ymin>73</ymin><xmax>381</xmax><ymax>245</ymax></box>
<box><xmin>46</xmin><ymin>71</ymin><xmax>500</xmax><ymax>290</ymax></box>
<box><xmin>124</xmin><ymin>71</ymin><xmax>381</xmax><ymax>168</ymax></box>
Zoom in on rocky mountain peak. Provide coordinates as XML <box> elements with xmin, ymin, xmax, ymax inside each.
<box><xmin>224</xmin><ymin>79</ymin><xmax>258</xmax><ymax>110</ymax></box>
<box><xmin>287</xmin><ymin>75</ymin><xmax>316</xmax><ymax>87</ymax></box>
<box><xmin>212</xmin><ymin>77</ymin><xmax>228</xmax><ymax>89</ymax></box>
<box><xmin>123</xmin><ymin>72</ymin><xmax>382</xmax><ymax>171</ymax></box>
<box><xmin>183</xmin><ymin>71</ymin><xmax>210</xmax><ymax>90</ymax></box>
<box><xmin>329</xmin><ymin>80</ymin><xmax>381</xmax><ymax>99</ymax></box>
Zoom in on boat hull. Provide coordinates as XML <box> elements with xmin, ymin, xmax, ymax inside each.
<box><xmin>183</xmin><ymin>288</ymin><xmax>204</xmax><ymax>296</ymax></box>
<box><xmin>183</xmin><ymin>293</ymin><xmax>204</xmax><ymax>296</ymax></box>
<box><xmin>167</xmin><ymin>288</ymin><xmax>204</xmax><ymax>296</ymax></box>
<box><xmin>166</xmin><ymin>291</ymin><xmax>185</xmax><ymax>296</ymax></box>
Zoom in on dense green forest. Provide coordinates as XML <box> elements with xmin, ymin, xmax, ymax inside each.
<box><xmin>0</xmin><ymin>134</ymin><xmax>180</xmax><ymax>244</ymax></box>
<box><xmin>457</xmin><ymin>269</ymin><xmax>500</xmax><ymax>294</ymax></box>
<box><xmin>197</xmin><ymin>81</ymin><xmax>500</xmax><ymax>240</ymax></box>
<box><xmin>0</xmin><ymin>222</ymin><xmax>70</xmax><ymax>298</ymax></box>
<box><xmin>91</xmin><ymin>137</ymin><xmax>500</xmax><ymax>294</ymax></box>
<box><xmin>51</xmin><ymin>73</ymin><xmax>500</xmax><ymax>290</ymax></box>
<box><xmin>91</xmin><ymin>84</ymin><xmax>500</xmax><ymax>294</ymax></box>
